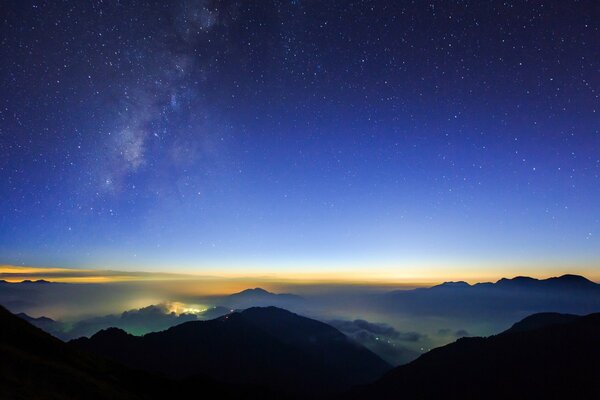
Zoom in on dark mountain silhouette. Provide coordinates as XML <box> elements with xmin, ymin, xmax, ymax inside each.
<box><xmin>382</xmin><ymin>274</ymin><xmax>600</xmax><ymax>318</ymax></box>
<box><xmin>0</xmin><ymin>304</ymin><xmax>278</xmax><ymax>399</ymax></box>
<box><xmin>351</xmin><ymin>312</ymin><xmax>600</xmax><ymax>399</ymax></box>
<box><xmin>504</xmin><ymin>312</ymin><xmax>579</xmax><ymax>334</ymax></box>
<box><xmin>72</xmin><ymin>306</ymin><xmax>390</xmax><ymax>395</ymax></box>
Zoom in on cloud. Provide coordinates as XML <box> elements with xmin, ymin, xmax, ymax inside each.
<box><xmin>455</xmin><ymin>329</ymin><xmax>470</xmax><ymax>337</ymax></box>
<box><xmin>65</xmin><ymin>303</ymin><xmax>199</xmax><ymax>339</ymax></box>
<box><xmin>328</xmin><ymin>318</ymin><xmax>427</xmax><ymax>366</ymax></box>
<box><xmin>329</xmin><ymin>319</ymin><xmax>425</xmax><ymax>342</ymax></box>
<box><xmin>438</xmin><ymin>328</ymin><xmax>471</xmax><ymax>338</ymax></box>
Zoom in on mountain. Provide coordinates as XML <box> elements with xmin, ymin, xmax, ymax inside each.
<box><xmin>20</xmin><ymin>279</ymin><xmax>54</xmax><ymax>284</ymax></box>
<box><xmin>72</xmin><ymin>306</ymin><xmax>390</xmax><ymax>396</ymax></box>
<box><xmin>0</xmin><ymin>279</ymin><xmax>55</xmax><ymax>285</ymax></box>
<box><xmin>0</xmin><ymin>304</ymin><xmax>282</xmax><ymax>399</ymax></box>
<box><xmin>382</xmin><ymin>274</ymin><xmax>600</xmax><ymax>318</ymax></box>
<box><xmin>0</xmin><ymin>279</ymin><xmax>65</xmax><ymax>315</ymax></box>
<box><xmin>430</xmin><ymin>281</ymin><xmax>471</xmax><ymax>289</ymax></box>
<box><xmin>16</xmin><ymin>312</ymin><xmax>65</xmax><ymax>338</ymax></box>
<box><xmin>492</xmin><ymin>274</ymin><xmax>598</xmax><ymax>290</ymax></box>
<box><xmin>503</xmin><ymin>312</ymin><xmax>579</xmax><ymax>334</ymax></box>
<box><xmin>219</xmin><ymin>288</ymin><xmax>305</xmax><ymax>310</ymax></box>
<box><xmin>352</xmin><ymin>312</ymin><xmax>600</xmax><ymax>399</ymax></box>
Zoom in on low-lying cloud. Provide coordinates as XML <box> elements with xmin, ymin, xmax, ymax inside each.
<box><xmin>329</xmin><ymin>319</ymin><xmax>426</xmax><ymax>365</ymax></box>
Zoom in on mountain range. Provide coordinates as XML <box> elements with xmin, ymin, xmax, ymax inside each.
<box><xmin>380</xmin><ymin>274</ymin><xmax>600</xmax><ymax>318</ymax></box>
<box><xmin>3</xmin><ymin>300</ymin><xmax>600</xmax><ymax>399</ymax></box>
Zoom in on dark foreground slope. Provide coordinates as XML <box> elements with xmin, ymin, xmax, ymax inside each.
<box><xmin>352</xmin><ymin>312</ymin><xmax>600</xmax><ymax>399</ymax></box>
<box><xmin>0</xmin><ymin>305</ymin><xmax>278</xmax><ymax>400</ymax></box>
<box><xmin>72</xmin><ymin>306</ymin><xmax>390</xmax><ymax>395</ymax></box>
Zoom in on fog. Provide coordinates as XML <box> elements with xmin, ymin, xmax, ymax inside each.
<box><xmin>2</xmin><ymin>273</ymin><xmax>600</xmax><ymax>366</ymax></box>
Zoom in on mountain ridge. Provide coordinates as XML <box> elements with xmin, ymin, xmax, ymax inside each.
<box><xmin>72</xmin><ymin>306</ymin><xmax>390</xmax><ymax>395</ymax></box>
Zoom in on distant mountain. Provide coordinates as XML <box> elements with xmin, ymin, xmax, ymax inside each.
<box><xmin>219</xmin><ymin>288</ymin><xmax>304</xmax><ymax>310</ymax></box>
<box><xmin>430</xmin><ymin>280</ymin><xmax>471</xmax><ymax>289</ymax></box>
<box><xmin>0</xmin><ymin>304</ymin><xmax>274</xmax><ymax>399</ymax></box>
<box><xmin>16</xmin><ymin>312</ymin><xmax>64</xmax><ymax>338</ymax></box>
<box><xmin>0</xmin><ymin>279</ymin><xmax>64</xmax><ymax>315</ymax></box>
<box><xmin>72</xmin><ymin>306</ymin><xmax>390</xmax><ymax>395</ymax></box>
<box><xmin>352</xmin><ymin>312</ymin><xmax>600</xmax><ymax>399</ymax></box>
<box><xmin>491</xmin><ymin>274</ymin><xmax>598</xmax><ymax>290</ymax></box>
<box><xmin>20</xmin><ymin>279</ymin><xmax>54</xmax><ymax>284</ymax></box>
<box><xmin>431</xmin><ymin>274</ymin><xmax>599</xmax><ymax>291</ymax></box>
<box><xmin>16</xmin><ymin>312</ymin><xmax>56</xmax><ymax>325</ymax></box>
<box><xmin>0</xmin><ymin>279</ymin><xmax>55</xmax><ymax>285</ymax></box>
<box><xmin>382</xmin><ymin>274</ymin><xmax>600</xmax><ymax>318</ymax></box>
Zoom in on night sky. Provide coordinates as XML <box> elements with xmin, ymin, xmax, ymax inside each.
<box><xmin>1</xmin><ymin>1</ymin><xmax>598</xmax><ymax>280</ymax></box>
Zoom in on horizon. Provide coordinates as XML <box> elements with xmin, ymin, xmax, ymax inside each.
<box><xmin>2</xmin><ymin>263</ymin><xmax>599</xmax><ymax>288</ymax></box>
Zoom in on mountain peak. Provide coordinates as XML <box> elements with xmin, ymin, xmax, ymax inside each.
<box><xmin>90</xmin><ymin>327</ymin><xmax>131</xmax><ymax>340</ymax></box>
<box><xmin>434</xmin><ymin>281</ymin><xmax>470</xmax><ymax>289</ymax></box>
<box><xmin>496</xmin><ymin>276</ymin><xmax>538</xmax><ymax>285</ymax></box>
<box><xmin>238</xmin><ymin>287</ymin><xmax>271</xmax><ymax>295</ymax></box>
<box><xmin>240</xmin><ymin>305</ymin><xmax>292</xmax><ymax>316</ymax></box>
<box><xmin>548</xmin><ymin>274</ymin><xmax>595</xmax><ymax>285</ymax></box>
<box><xmin>16</xmin><ymin>312</ymin><xmax>56</xmax><ymax>323</ymax></box>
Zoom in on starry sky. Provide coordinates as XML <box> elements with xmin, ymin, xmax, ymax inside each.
<box><xmin>1</xmin><ymin>1</ymin><xmax>599</xmax><ymax>281</ymax></box>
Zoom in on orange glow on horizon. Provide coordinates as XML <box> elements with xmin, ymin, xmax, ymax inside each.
<box><xmin>2</xmin><ymin>263</ymin><xmax>599</xmax><ymax>288</ymax></box>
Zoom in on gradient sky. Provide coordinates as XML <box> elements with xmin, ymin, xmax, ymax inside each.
<box><xmin>1</xmin><ymin>1</ymin><xmax>599</xmax><ymax>280</ymax></box>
